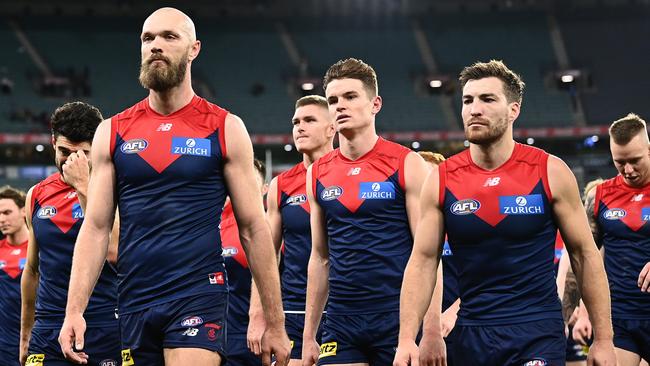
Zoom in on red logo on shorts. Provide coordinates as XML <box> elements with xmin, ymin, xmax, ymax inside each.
<box><xmin>205</xmin><ymin>323</ymin><xmax>222</xmax><ymax>341</ymax></box>
<box><xmin>208</xmin><ymin>272</ymin><xmax>224</xmax><ymax>285</ymax></box>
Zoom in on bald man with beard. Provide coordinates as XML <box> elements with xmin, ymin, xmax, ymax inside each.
<box><xmin>58</xmin><ymin>8</ymin><xmax>290</xmax><ymax>366</ymax></box>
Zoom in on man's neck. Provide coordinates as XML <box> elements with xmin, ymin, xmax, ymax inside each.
<box><xmin>339</xmin><ymin>125</ymin><xmax>379</xmax><ymax>161</ymax></box>
<box><xmin>148</xmin><ymin>80</ymin><xmax>195</xmax><ymax>116</ymax></box>
<box><xmin>469</xmin><ymin>136</ymin><xmax>516</xmax><ymax>171</ymax></box>
<box><xmin>6</xmin><ymin>226</ymin><xmax>28</xmax><ymax>246</ymax></box>
<box><xmin>302</xmin><ymin>144</ymin><xmax>334</xmax><ymax>167</ymax></box>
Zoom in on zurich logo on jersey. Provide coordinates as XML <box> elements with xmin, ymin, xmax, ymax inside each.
<box><xmin>641</xmin><ymin>207</ymin><xmax>650</xmax><ymax>221</ymax></box>
<box><xmin>359</xmin><ymin>182</ymin><xmax>395</xmax><ymax>200</ymax></box>
<box><xmin>321</xmin><ymin>186</ymin><xmax>343</xmax><ymax>201</ymax></box>
<box><xmin>19</xmin><ymin>258</ymin><xmax>27</xmax><ymax>270</ymax></box>
<box><xmin>450</xmin><ymin>199</ymin><xmax>480</xmax><ymax>215</ymax></box>
<box><xmin>222</xmin><ymin>247</ymin><xmax>238</xmax><ymax>257</ymax></box>
<box><xmin>37</xmin><ymin>206</ymin><xmax>57</xmax><ymax>219</ymax></box>
<box><xmin>603</xmin><ymin>208</ymin><xmax>626</xmax><ymax>220</ymax></box>
<box><xmin>171</xmin><ymin>137</ymin><xmax>211</xmax><ymax>157</ymax></box>
<box><xmin>72</xmin><ymin>203</ymin><xmax>84</xmax><ymax>219</ymax></box>
<box><xmin>500</xmin><ymin>194</ymin><xmax>544</xmax><ymax>215</ymax></box>
<box><xmin>286</xmin><ymin>194</ymin><xmax>307</xmax><ymax>206</ymax></box>
<box><xmin>120</xmin><ymin>139</ymin><xmax>148</xmax><ymax>154</ymax></box>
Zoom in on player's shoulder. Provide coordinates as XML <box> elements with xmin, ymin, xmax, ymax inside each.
<box><xmin>315</xmin><ymin>148</ymin><xmax>339</xmax><ymax>167</ymax></box>
<box><xmin>441</xmin><ymin>148</ymin><xmax>471</xmax><ymax>173</ymax></box>
<box><xmin>194</xmin><ymin>96</ymin><xmax>229</xmax><ymax>117</ymax></box>
<box><xmin>112</xmin><ymin>98</ymin><xmax>148</xmax><ymax>123</ymax></box>
<box><xmin>279</xmin><ymin>162</ymin><xmax>306</xmax><ymax>181</ymax></box>
<box><xmin>31</xmin><ymin>173</ymin><xmax>63</xmax><ymax>201</ymax></box>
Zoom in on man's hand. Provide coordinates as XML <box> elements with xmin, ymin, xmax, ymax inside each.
<box><xmin>572</xmin><ymin>312</ymin><xmax>593</xmax><ymax>346</ymax></box>
<box><xmin>440</xmin><ymin>308</ymin><xmax>457</xmax><ymax>338</ymax></box>
<box><xmin>418</xmin><ymin>333</ymin><xmax>447</xmax><ymax>366</ymax></box>
<box><xmin>19</xmin><ymin>337</ymin><xmax>30</xmax><ymax>366</ymax></box>
<box><xmin>638</xmin><ymin>262</ymin><xmax>650</xmax><ymax>292</ymax></box>
<box><xmin>301</xmin><ymin>337</ymin><xmax>320</xmax><ymax>366</ymax></box>
<box><xmin>260</xmin><ymin>323</ymin><xmax>291</xmax><ymax>366</ymax></box>
<box><xmin>393</xmin><ymin>340</ymin><xmax>420</xmax><ymax>366</ymax></box>
<box><xmin>61</xmin><ymin>151</ymin><xmax>90</xmax><ymax>191</ymax></box>
<box><xmin>586</xmin><ymin>339</ymin><xmax>616</xmax><ymax>366</ymax></box>
<box><xmin>247</xmin><ymin>309</ymin><xmax>266</xmax><ymax>356</ymax></box>
<box><xmin>58</xmin><ymin>313</ymin><xmax>89</xmax><ymax>364</ymax></box>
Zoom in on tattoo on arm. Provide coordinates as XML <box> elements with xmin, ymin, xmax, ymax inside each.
<box><xmin>584</xmin><ymin>193</ymin><xmax>600</xmax><ymax>247</ymax></box>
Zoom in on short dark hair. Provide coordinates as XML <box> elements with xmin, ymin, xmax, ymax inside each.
<box><xmin>459</xmin><ymin>60</ymin><xmax>525</xmax><ymax>104</ymax></box>
<box><xmin>253</xmin><ymin>158</ymin><xmax>266</xmax><ymax>181</ymax></box>
<box><xmin>295</xmin><ymin>95</ymin><xmax>328</xmax><ymax>110</ymax></box>
<box><xmin>0</xmin><ymin>185</ymin><xmax>26</xmax><ymax>208</ymax></box>
<box><xmin>50</xmin><ymin>101</ymin><xmax>104</xmax><ymax>143</ymax></box>
<box><xmin>609</xmin><ymin>113</ymin><xmax>647</xmax><ymax>145</ymax></box>
<box><xmin>323</xmin><ymin>58</ymin><xmax>378</xmax><ymax>97</ymax></box>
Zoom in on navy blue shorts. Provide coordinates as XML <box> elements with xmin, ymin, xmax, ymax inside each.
<box><xmin>225</xmin><ymin>336</ymin><xmax>260</xmax><ymax>366</ymax></box>
<box><xmin>613</xmin><ymin>318</ymin><xmax>650</xmax><ymax>361</ymax></box>
<box><xmin>119</xmin><ymin>293</ymin><xmax>227</xmax><ymax>365</ymax></box>
<box><xmin>452</xmin><ymin>319</ymin><xmax>566</xmax><ymax>366</ymax></box>
<box><xmin>317</xmin><ymin>312</ymin><xmax>398</xmax><ymax>365</ymax></box>
<box><xmin>565</xmin><ymin>325</ymin><xmax>589</xmax><ymax>362</ymax></box>
<box><xmin>0</xmin><ymin>346</ymin><xmax>20</xmax><ymax>366</ymax></box>
<box><xmin>443</xmin><ymin>326</ymin><xmax>459</xmax><ymax>366</ymax></box>
<box><xmin>27</xmin><ymin>324</ymin><xmax>120</xmax><ymax>366</ymax></box>
<box><xmin>285</xmin><ymin>312</ymin><xmax>324</xmax><ymax>360</ymax></box>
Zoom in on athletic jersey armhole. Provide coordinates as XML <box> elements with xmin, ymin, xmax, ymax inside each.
<box><xmin>29</xmin><ymin>183</ymin><xmax>40</xmax><ymax>217</ymax></box>
<box><xmin>398</xmin><ymin>150</ymin><xmax>409</xmax><ymax>191</ymax></box>
<box><xmin>219</xmin><ymin>114</ymin><xmax>228</xmax><ymax>159</ymax></box>
<box><xmin>438</xmin><ymin>163</ymin><xmax>447</xmax><ymax>208</ymax></box>
<box><xmin>540</xmin><ymin>153</ymin><xmax>553</xmax><ymax>202</ymax></box>
<box><xmin>310</xmin><ymin>161</ymin><xmax>320</xmax><ymax>198</ymax></box>
<box><xmin>594</xmin><ymin>184</ymin><xmax>604</xmax><ymax>218</ymax></box>
<box><xmin>276</xmin><ymin>175</ymin><xmax>283</xmax><ymax>208</ymax></box>
<box><xmin>109</xmin><ymin>118</ymin><xmax>117</xmax><ymax>158</ymax></box>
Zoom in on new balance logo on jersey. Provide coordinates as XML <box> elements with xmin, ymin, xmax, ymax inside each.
<box><xmin>321</xmin><ymin>186</ymin><xmax>343</xmax><ymax>201</ymax></box>
<box><xmin>64</xmin><ymin>191</ymin><xmax>77</xmax><ymax>199</ymax></box>
<box><xmin>603</xmin><ymin>208</ymin><xmax>626</xmax><ymax>220</ymax></box>
<box><xmin>286</xmin><ymin>194</ymin><xmax>307</xmax><ymax>206</ymax></box>
<box><xmin>347</xmin><ymin>167</ymin><xmax>361</xmax><ymax>176</ymax></box>
<box><xmin>359</xmin><ymin>182</ymin><xmax>395</xmax><ymax>200</ymax></box>
<box><xmin>37</xmin><ymin>206</ymin><xmax>57</xmax><ymax>219</ymax></box>
<box><xmin>172</xmin><ymin>137</ymin><xmax>211</xmax><ymax>157</ymax></box>
<box><xmin>483</xmin><ymin>177</ymin><xmax>501</xmax><ymax>187</ymax></box>
<box><xmin>120</xmin><ymin>139</ymin><xmax>148</xmax><ymax>154</ymax></box>
<box><xmin>450</xmin><ymin>199</ymin><xmax>480</xmax><ymax>215</ymax></box>
<box><xmin>632</xmin><ymin>194</ymin><xmax>644</xmax><ymax>202</ymax></box>
<box><xmin>500</xmin><ymin>194</ymin><xmax>544</xmax><ymax>215</ymax></box>
<box><xmin>156</xmin><ymin>123</ymin><xmax>173</xmax><ymax>131</ymax></box>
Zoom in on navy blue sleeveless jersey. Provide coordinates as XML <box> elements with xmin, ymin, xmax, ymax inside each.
<box><xmin>0</xmin><ymin>238</ymin><xmax>28</xmax><ymax>352</ymax></box>
<box><xmin>311</xmin><ymin>137</ymin><xmax>413</xmax><ymax>314</ymax></box>
<box><xmin>440</xmin><ymin>143</ymin><xmax>561</xmax><ymax>325</ymax></box>
<box><xmin>31</xmin><ymin>173</ymin><xmax>117</xmax><ymax>326</ymax></box>
<box><xmin>441</xmin><ymin>240</ymin><xmax>460</xmax><ymax>312</ymax></box>
<box><xmin>595</xmin><ymin>176</ymin><xmax>650</xmax><ymax>319</ymax></box>
<box><xmin>277</xmin><ymin>162</ymin><xmax>311</xmax><ymax>312</ymax></box>
<box><xmin>221</xmin><ymin>202</ymin><xmax>251</xmax><ymax>336</ymax></box>
<box><xmin>110</xmin><ymin>96</ymin><xmax>229</xmax><ymax>313</ymax></box>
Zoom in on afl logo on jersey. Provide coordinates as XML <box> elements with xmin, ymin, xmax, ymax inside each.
<box><xmin>321</xmin><ymin>186</ymin><xmax>343</xmax><ymax>201</ymax></box>
<box><xmin>120</xmin><ymin>139</ymin><xmax>148</xmax><ymax>154</ymax></box>
<box><xmin>286</xmin><ymin>194</ymin><xmax>307</xmax><ymax>206</ymax></box>
<box><xmin>603</xmin><ymin>208</ymin><xmax>626</xmax><ymax>220</ymax></box>
<box><xmin>450</xmin><ymin>199</ymin><xmax>480</xmax><ymax>215</ymax></box>
<box><xmin>37</xmin><ymin>206</ymin><xmax>57</xmax><ymax>219</ymax></box>
<box><xmin>222</xmin><ymin>247</ymin><xmax>238</xmax><ymax>257</ymax></box>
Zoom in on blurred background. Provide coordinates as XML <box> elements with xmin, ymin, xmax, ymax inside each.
<box><xmin>0</xmin><ymin>0</ymin><xmax>648</xmax><ymax>190</ymax></box>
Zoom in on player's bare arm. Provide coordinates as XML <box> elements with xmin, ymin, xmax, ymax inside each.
<box><xmin>548</xmin><ymin>156</ymin><xmax>616</xmax><ymax>364</ymax></box>
<box><xmin>404</xmin><ymin>152</ymin><xmax>446</xmax><ymax>366</ymax></box>
<box><xmin>59</xmin><ymin>119</ymin><xmax>117</xmax><ymax>363</ymax></box>
<box><xmin>248</xmin><ymin>177</ymin><xmax>282</xmax><ymax>355</ymax></box>
<box><xmin>395</xmin><ymin>166</ymin><xmax>446</xmax><ymax>366</ymax></box>
<box><xmin>223</xmin><ymin>113</ymin><xmax>290</xmax><ymax>366</ymax></box>
<box><xmin>19</xmin><ymin>187</ymin><xmax>40</xmax><ymax>365</ymax></box>
<box><xmin>301</xmin><ymin>165</ymin><xmax>329</xmax><ymax>366</ymax></box>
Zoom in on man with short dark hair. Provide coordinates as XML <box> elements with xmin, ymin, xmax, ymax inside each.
<box><xmin>20</xmin><ymin>101</ymin><xmax>121</xmax><ymax>366</ymax></box>
<box><xmin>396</xmin><ymin>60</ymin><xmax>616</xmax><ymax>365</ymax></box>
<box><xmin>582</xmin><ymin>113</ymin><xmax>650</xmax><ymax>365</ymax></box>
<box><xmin>0</xmin><ymin>186</ymin><xmax>29</xmax><ymax>366</ymax></box>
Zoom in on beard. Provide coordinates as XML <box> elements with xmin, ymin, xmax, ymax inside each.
<box><xmin>465</xmin><ymin>116</ymin><xmax>509</xmax><ymax>145</ymax></box>
<box><xmin>139</xmin><ymin>51</ymin><xmax>188</xmax><ymax>92</ymax></box>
